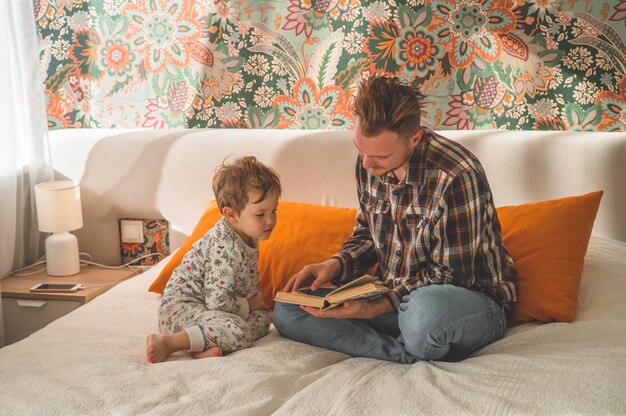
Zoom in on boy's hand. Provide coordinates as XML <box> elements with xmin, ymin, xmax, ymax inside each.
<box><xmin>247</xmin><ymin>297</ymin><xmax>269</xmax><ymax>312</ymax></box>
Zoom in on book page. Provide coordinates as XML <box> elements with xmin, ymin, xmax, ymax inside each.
<box><xmin>273</xmin><ymin>291</ymin><xmax>326</xmax><ymax>308</ymax></box>
<box><xmin>325</xmin><ymin>283</ymin><xmax>390</xmax><ymax>305</ymax></box>
<box><xmin>327</xmin><ymin>274</ymin><xmax>379</xmax><ymax>297</ymax></box>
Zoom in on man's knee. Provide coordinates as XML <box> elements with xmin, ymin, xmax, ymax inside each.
<box><xmin>397</xmin><ymin>286</ymin><xmax>459</xmax><ymax>360</ymax></box>
<box><xmin>397</xmin><ymin>285</ymin><xmax>504</xmax><ymax>360</ymax></box>
<box><xmin>272</xmin><ymin>302</ymin><xmax>300</xmax><ymax>337</ymax></box>
<box><xmin>399</xmin><ymin>314</ymin><xmax>445</xmax><ymax>360</ymax></box>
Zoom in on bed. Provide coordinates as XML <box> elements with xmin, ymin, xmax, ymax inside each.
<box><xmin>1</xmin><ymin>128</ymin><xmax>625</xmax><ymax>415</ymax></box>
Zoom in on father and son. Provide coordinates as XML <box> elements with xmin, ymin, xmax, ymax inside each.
<box><xmin>146</xmin><ymin>74</ymin><xmax>518</xmax><ymax>364</ymax></box>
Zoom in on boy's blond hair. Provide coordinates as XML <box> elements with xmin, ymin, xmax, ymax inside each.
<box><xmin>212</xmin><ymin>156</ymin><xmax>282</xmax><ymax>214</ymax></box>
<box><xmin>352</xmin><ymin>74</ymin><xmax>426</xmax><ymax>140</ymax></box>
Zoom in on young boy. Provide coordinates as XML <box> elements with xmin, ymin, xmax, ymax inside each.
<box><xmin>146</xmin><ymin>156</ymin><xmax>281</xmax><ymax>363</ymax></box>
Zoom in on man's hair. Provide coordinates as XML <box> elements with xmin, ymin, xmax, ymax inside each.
<box><xmin>212</xmin><ymin>156</ymin><xmax>282</xmax><ymax>214</ymax></box>
<box><xmin>352</xmin><ymin>74</ymin><xmax>426</xmax><ymax>139</ymax></box>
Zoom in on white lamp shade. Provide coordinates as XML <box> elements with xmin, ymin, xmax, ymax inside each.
<box><xmin>34</xmin><ymin>180</ymin><xmax>83</xmax><ymax>232</ymax></box>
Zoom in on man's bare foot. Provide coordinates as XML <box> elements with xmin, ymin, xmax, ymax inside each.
<box><xmin>192</xmin><ymin>346</ymin><xmax>222</xmax><ymax>359</ymax></box>
<box><xmin>146</xmin><ymin>334</ymin><xmax>172</xmax><ymax>363</ymax></box>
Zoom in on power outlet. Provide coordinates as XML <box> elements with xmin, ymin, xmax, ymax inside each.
<box><xmin>118</xmin><ymin>218</ymin><xmax>170</xmax><ymax>266</ymax></box>
<box><xmin>120</xmin><ymin>219</ymin><xmax>144</xmax><ymax>243</ymax></box>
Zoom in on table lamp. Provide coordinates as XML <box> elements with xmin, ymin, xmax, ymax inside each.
<box><xmin>34</xmin><ymin>180</ymin><xmax>83</xmax><ymax>276</ymax></box>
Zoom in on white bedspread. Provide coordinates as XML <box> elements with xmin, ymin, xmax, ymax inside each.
<box><xmin>1</xmin><ymin>237</ymin><xmax>625</xmax><ymax>415</ymax></box>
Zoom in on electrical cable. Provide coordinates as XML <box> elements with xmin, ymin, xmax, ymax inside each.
<box><xmin>79</xmin><ymin>252</ymin><xmax>164</xmax><ymax>269</ymax></box>
<box><xmin>9</xmin><ymin>252</ymin><xmax>164</xmax><ymax>277</ymax></box>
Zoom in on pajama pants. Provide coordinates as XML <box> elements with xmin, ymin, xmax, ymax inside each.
<box><xmin>159</xmin><ymin>297</ymin><xmax>270</xmax><ymax>353</ymax></box>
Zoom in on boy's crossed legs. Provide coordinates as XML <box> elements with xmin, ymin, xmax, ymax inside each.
<box><xmin>147</xmin><ymin>303</ymin><xmax>268</xmax><ymax>363</ymax></box>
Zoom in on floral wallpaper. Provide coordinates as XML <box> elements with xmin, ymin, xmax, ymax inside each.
<box><xmin>36</xmin><ymin>0</ymin><xmax>626</xmax><ymax>131</ymax></box>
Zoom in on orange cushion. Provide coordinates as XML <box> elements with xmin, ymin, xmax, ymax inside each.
<box><xmin>150</xmin><ymin>192</ymin><xmax>603</xmax><ymax>322</ymax></box>
<box><xmin>498</xmin><ymin>191</ymin><xmax>603</xmax><ymax>323</ymax></box>
<box><xmin>149</xmin><ymin>201</ymin><xmax>358</xmax><ymax>308</ymax></box>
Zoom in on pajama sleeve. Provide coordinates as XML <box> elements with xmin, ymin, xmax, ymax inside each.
<box><xmin>245</xmin><ymin>263</ymin><xmax>269</xmax><ymax>340</ymax></box>
<box><xmin>198</xmin><ymin>237</ymin><xmax>249</xmax><ymax>320</ymax></box>
<box><xmin>247</xmin><ymin>310</ymin><xmax>270</xmax><ymax>340</ymax></box>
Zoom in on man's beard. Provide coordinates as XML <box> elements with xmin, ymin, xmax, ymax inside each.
<box><xmin>366</xmin><ymin>148</ymin><xmax>414</xmax><ymax>178</ymax></box>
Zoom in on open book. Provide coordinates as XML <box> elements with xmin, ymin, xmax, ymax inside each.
<box><xmin>274</xmin><ymin>275</ymin><xmax>391</xmax><ymax>310</ymax></box>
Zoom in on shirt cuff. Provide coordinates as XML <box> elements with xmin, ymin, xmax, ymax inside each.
<box><xmin>235</xmin><ymin>296</ymin><xmax>250</xmax><ymax>320</ymax></box>
<box><xmin>330</xmin><ymin>253</ymin><xmax>350</xmax><ymax>282</ymax></box>
<box><xmin>386</xmin><ymin>290</ymin><xmax>402</xmax><ymax>310</ymax></box>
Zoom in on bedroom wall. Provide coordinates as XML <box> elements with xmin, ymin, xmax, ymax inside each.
<box><xmin>36</xmin><ymin>0</ymin><xmax>626</xmax><ymax>131</ymax></box>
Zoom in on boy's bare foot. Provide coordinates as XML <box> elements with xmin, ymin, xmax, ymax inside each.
<box><xmin>192</xmin><ymin>346</ymin><xmax>223</xmax><ymax>359</ymax></box>
<box><xmin>146</xmin><ymin>334</ymin><xmax>172</xmax><ymax>363</ymax></box>
<box><xmin>147</xmin><ymin>332</ymin><xmax>219</xmax><ymax>362</ymax></box>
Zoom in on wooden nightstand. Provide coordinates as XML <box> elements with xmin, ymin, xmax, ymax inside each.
<box><xmin>1</xmin><ymin>265</ymin><xmax>138</xmax><ymax>346</ymax></box>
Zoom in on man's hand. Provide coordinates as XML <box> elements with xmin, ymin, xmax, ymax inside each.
<box><xmin>301</xmin><ymin>297</ymin><xmax>394</xmax><ymax>319</ymax></box>
<box><xmin>283</xmin><ymin>258</ymin><xmax>341</xmax><ymax>292</ymax></box>
<box><xmin>247</xmin><ymin>297</ymin><xmax>269</xmax><ymax>312</ymax></box>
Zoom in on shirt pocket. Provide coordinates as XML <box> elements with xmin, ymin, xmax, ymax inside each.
<box><xmin>360</xmin><ymin>192</ymin><xmax>390</xmax><ymax>214</ymax></box>
<box><xmin>360</xmin><ymin>192</ymin><xmax>390</xmax><ymax>251</ymax></box>
<box><xmin>406</xmin><ymin>214</ymin><xmax>430</xmax><ymax>268</ymax></box>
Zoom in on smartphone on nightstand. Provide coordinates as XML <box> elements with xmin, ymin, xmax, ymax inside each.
<box><xmin>30</xmin><ymin>283</ymin><xmax>81</xmax><ymax>293</ymax></box>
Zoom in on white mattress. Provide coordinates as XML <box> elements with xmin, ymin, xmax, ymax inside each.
<box><xmin>1</xmin><ymin>237</ymin><xmax>625</xmax><ymax>415</ymax></box>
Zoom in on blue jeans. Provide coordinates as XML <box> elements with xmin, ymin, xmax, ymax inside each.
<box><xmin>272</xmin><ymin>284</ymin><xmax>506</xmax><ymax>364</ymax></box>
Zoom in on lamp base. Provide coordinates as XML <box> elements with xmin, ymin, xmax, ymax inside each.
<box><xmin>45</xmin><ymin>232</ymin><xmax>80</xmax><ymax>276</ymax></box>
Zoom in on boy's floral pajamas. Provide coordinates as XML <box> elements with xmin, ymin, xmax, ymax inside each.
<box><xmin>159</xmin><ymin>218</ymin><xmax>269</xmax><ymax>352</ymax></box>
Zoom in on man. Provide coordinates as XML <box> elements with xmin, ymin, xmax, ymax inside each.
<box><xmin>272</xmin><ymin>75</ymin><xmax>518</xmax><ymax>363</ymax></box>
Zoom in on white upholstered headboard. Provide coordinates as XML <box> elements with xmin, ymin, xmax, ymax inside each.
<box><xmin>49</xmin><ymin>129</ymin><xmax>626</xmax><ymax>265</ymax></box>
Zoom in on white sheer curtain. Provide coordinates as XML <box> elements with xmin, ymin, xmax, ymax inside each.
<box><xmin>0</xmin><ymin>0</ymin><xmax>54</xmax><ymax>346</ymax></box>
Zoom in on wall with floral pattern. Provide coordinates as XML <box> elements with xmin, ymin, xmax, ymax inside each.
<box><xmin>36</xmin><ymin>0</ymin><xmax>626</xmax><ymax>131</ymax></box>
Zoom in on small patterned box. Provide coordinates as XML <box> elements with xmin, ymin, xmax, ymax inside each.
<box><xmin>119</xmin><ymin>219</ymin><xmax>170</xmax><ymax>266</ymax></box>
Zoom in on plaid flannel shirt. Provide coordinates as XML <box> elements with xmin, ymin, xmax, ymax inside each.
<box><xmin>332</xmin><ymin>128</ymin><xmax>518</xmax><ymax>309</ymax></box>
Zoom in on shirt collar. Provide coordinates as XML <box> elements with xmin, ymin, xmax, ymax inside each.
<box><xmin>407</xmin><ymin>128</ymin><xmax>429</xmax><ymax>187</ymax></box>
<box><xmin>220</xmin><ymin>217</ymin><xmax>258</xmax><ymax>251</ymax></box>
<box><xmin>382</xmin><ymin>128</ymin><xmax>429</xmax><ymax>188</ymax></box>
